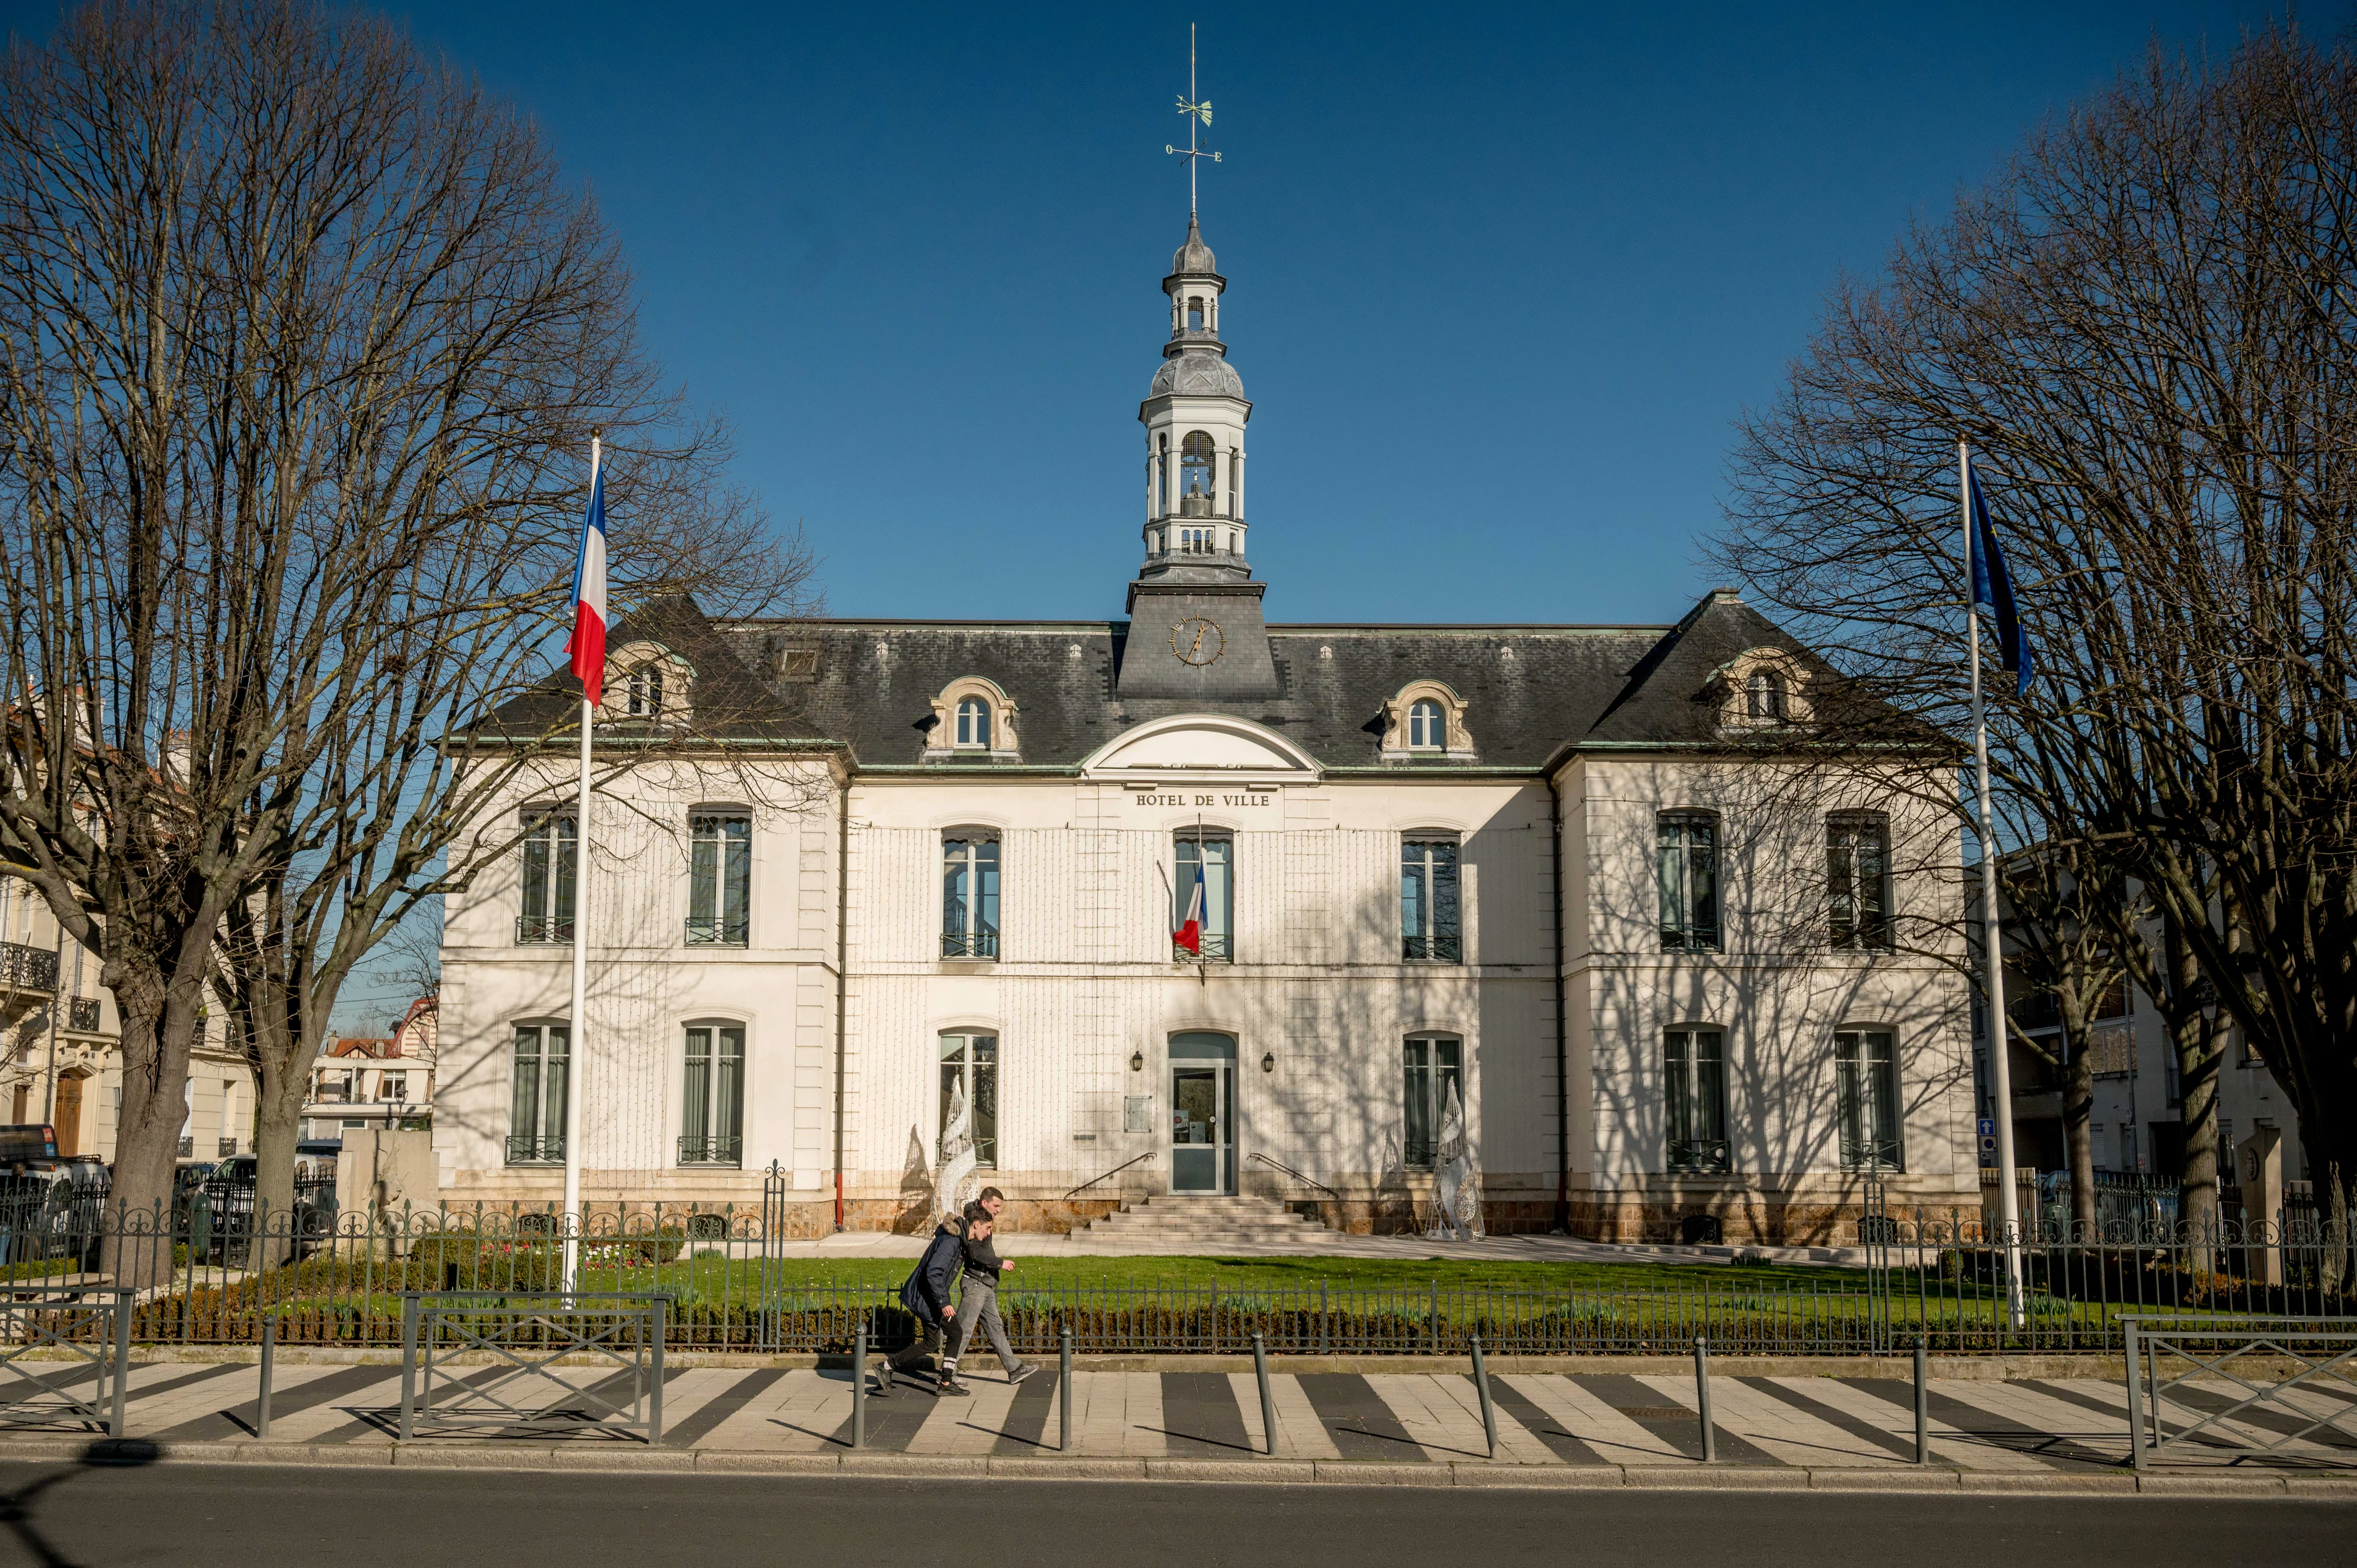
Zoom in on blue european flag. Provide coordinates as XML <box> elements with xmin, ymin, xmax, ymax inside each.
<box><xmin>1965</xmin><ymin>457</ymin><xmax>2034</xmax><ymax>698</ymax></box>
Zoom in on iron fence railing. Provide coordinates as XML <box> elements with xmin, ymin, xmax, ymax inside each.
<box><xmin>676</xmin><ymin>1134</ymin><xmax>742</xmax><ymax>1167</ymax></box>
<box><xmin>684</xmin><ymin>916</ymin><xmax>749</xmax><ymax>948</ymax></box>
<box><xmin>504</xmin><ymin>1135</ymin><xmax>564</xmax><ymax>1165</ymax></box>
<box><xmin>514</xmin><ymin>914</ymin><xmax>573</xmax><ymax>945</ymax></box>
<box><xmin>938</xmin><ymin>930</ymin><xmax>999</xmax><ymax>959</ymax></box>
<box><xmin>66</xmin><ymin>997</ymin><xmax>100</xmax><ymax>1033</ymax></box>
<box><xmin>0</xmin><ymin>1185</ymin><xmax>2341</xmax><ymax>1358</ymax></box>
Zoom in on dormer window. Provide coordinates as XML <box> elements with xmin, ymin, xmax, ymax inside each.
<box><xmin>956</xmin><ymin>697</ymin><xmax>991</xmax><ymax>749</ymax></box>
<box><xmin>1745</xmin><ymin>670</ymin><xmax>1786</xmax><ymax>722</ymax></box>
<box><xmin>1407</xmin><ymin>699</ymin><xmax>1445</xmax><ymax>750</ymax></box>
<box><xmin>628</xmin><ymin>664</ymin><xmax>665</xmax><ymax>717</ymax></box>
<box><xmin>1720</xmin><ymin>648</ymin><xmax>1811</xmax><ymax>728</ymax></box>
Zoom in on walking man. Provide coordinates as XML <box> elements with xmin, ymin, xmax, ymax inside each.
<box><xmin>950</xmin><ymin>1197</ymin><xmax>1037</xmax><ymax>1385</ymax></box>
<box><xmin>883</xmin><ymin>1206</ymin><xmax>966</xmax><ymax>1395</ymax></box>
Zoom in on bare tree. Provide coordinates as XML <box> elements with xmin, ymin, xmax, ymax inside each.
<box><xmin>1715</xmin><ymin>25</ymin><xmax>2357</xmax><ymax>1277</ymax></box>
<box><xmin>0</xmin><ymin>0</ymin><xmax>814</xmax><ymax>1271</ymax></box>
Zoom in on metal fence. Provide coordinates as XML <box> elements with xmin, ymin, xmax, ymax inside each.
<box><xmin>2122</xmin><ymin>1315</ymin><xmax>2357</xmax><ymax>1470</ymax></box>
<box><xmin>0</xmin><ymin>1180</ymin><xmax>2344</xmax><ymax>1358</ymax></box>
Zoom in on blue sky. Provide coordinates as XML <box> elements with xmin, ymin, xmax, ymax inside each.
<box><xmin>343</xmin><ymin>0</ymin><xmax>2283</xmax><ymax>630</ymax></box>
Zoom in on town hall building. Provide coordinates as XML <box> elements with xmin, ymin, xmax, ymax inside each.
<box><xmin>431</xmin><ymin>210</ymin><xmax>1979</xmax><ymax>1242</ymax></box>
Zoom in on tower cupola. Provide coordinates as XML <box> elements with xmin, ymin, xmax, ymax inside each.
<box><xmin>1138</xmin><ymin>211</ymin><xmax>1251</xmax><ymax>584</ymax></box>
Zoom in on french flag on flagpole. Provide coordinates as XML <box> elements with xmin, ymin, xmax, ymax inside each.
<box><xmin>565</xmin><ymin>458</ymin><xmax>608</xmax><ymax>705</ymax></box>
<box><xmin>1174</xmin><ymin>852</ymin><xmax>1206</xmax><ymax>956</ymax></box>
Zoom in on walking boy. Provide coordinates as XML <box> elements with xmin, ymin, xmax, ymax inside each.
<box><xmin>949</xmin><ymin>1197</ymin><xmax>1037</xmax><ymax>1385</ymax></box>
<box><xmin>882</xmin><ymin>1206</ymin><xmax>966</xmax><ymax>1395</ymax></box>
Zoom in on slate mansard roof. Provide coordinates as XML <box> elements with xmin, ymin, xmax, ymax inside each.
<box><xmin>474</xmin><ymin>586</ymin><xmax>1859</xmax><ymax>774</ymax></box>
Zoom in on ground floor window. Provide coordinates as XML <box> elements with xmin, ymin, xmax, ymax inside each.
<box><xmin>1836</xmin><ymin>1028</ymin><xmax>1903</xmax><ymax>1171</ymax></box>
<box><xmin>681</xmin><ymin>1021</ymin><xmax>745</xmax><ymax>1166</ymax></box>
<box><xmin>939</xmin><ymin>1031</ymin><xmax>997</xmax><ymax>1168</ymax></box>
<box><xmin>1664</xmin><ymin>1027</ymin><xmax>1728</xmax><ymax>1174</ymax></box>
<box><xmin>1402</xmin><ymin>1035</ymin><xmax>1464</xmax><ymax>1169</ymax></box>
<box><xmin>508</xmin><ymin>1021</ymin><xmax>569</xmax><ymax>1164</ymax></box>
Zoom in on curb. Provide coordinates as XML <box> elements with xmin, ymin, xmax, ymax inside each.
<box><xmin>1</xmin><ymin>1438</ymin><xmax>2346</xmax><ymax>1497</ymax></box>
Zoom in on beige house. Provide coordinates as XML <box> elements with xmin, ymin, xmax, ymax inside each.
<box><xmin>0</xmin><ymin>869</ymin><xmax>256</xmax><ymax>1162</ymax></box>
<box><xmin>300</xmin><ymin>997</ymin><xmax>439</xmax><ymax>1143</ymax></box>
<box><xmin>432</xmin><ymin>215</ymin><xmax>1977</xmax><ymax>1242</ymax></box>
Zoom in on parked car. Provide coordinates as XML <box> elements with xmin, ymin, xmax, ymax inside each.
<box><xmin>194</xmin><ymin>1154</ymin><xmax>337</xmax><ymax>1262</ymax></box>
<box><xmin>0</xmin><ymin>1128</ymin><xmax>109</xmax><ymax>1271</ymax></box>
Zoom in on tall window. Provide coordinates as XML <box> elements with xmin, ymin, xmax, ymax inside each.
<box><xmin>687</xmin><ymin>813</ymin><xmax>751</xmax><ymax>945</ymax></box>
<box><xmin>681</xmin><ymin>1021</ymin><xmax>745</xmax><ymax>1166</ymax></box>
<box><xmin>1400</xmin><ymin>837</ymin><xmax>1462</xmax><ymax>961</ymax></box>
<box><xmin>1835</xmin><ymin>1028</ymin><xmax>1903</xmax><ymax>1171</ymax></box>
<box><xmin>1181</xmin><ymin>430</ymin><xmax>1216</xmax><ymax>506</ymax></box>
<box><xmin>1174</xmin><ymin>833</ymin><xmax>1234</xmax><ymax>961</ymax></box>
<box><xmin>1187</xmin><ymin>295</ymin><xmax>1206</xmax><ymax>330</ymax></box>
<box><xmin>1827</xmin><ymin>814</ymin><xmax>1892</xmax><ymax>950</ymax></box>
<box><xmin>955</xmin><ymin>696</ymin><xmax>992</xmax><ymax>749</ymax></box>
<box><xmin>939</xmin><ymin>1032</ymin><xmax>998</xmax><ymax>1168</ymax></box>
<box><xmin>1657</xmin><ymin>813</ymin><xmax>1720</xmax><ymax>952</ymax></box>
<box><xmin>517</xmin><ymin>812</ymin><xmax>576</xmax><ymax>944</ymax></box>
<box><xmin>1663</xmin><ymin>1027</ymin><xmax>1729</xmax><ymax>1173</ymax></box>
<box><xmin>1157</xmin><ymin>432</ymin><xmax>1170</xmax><ymax>512</ymax></box>
<box><xmin>507</xmin><ymin>1022</ymin><xmax>569</xmax><ymax>1164</ymax></box>
<box><xmin>628</xmin><ymin>663</ymin><xmax>665</xmax><ymax>717</ymax></box>
<box><xmin>1744</xmin><ymin>669</ymin><xmax>1786</xmax><ymax>720</ymax></box>
<box><xmin>941</xmin><ymin>833</ymin><xmax>1000</xmax><ymax>958</ymax></box>
<box><xmin>1406</xmin><ymin>699</ymin><xmax>1446</xmax><ymax>750</ymax></box>
<box><xmin>1401</xmin><ymin>1034</ymin><xmax>1464</xmax><ymax>1169</ymax></box>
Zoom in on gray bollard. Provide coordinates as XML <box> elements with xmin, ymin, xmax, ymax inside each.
<box><xmin>1693</xmin><ymin>1335</ymin><xmax>1716</xmax><ymax>1463</ymax></box>
<box><xmin>852</xmin><ymin>1315</ymin><xmax>868</xmax><ymax>1450</ymax></box>
<box><xmin>1059</xmin><ymin>1325</ymin><xmax>1074</xmax><ymax>1453</ymax></box>
<box><xmin>1252</xmin><ymin>1329</ymin><xmax>1278</xmax><ymax>1456</ymax></box>
<box><xmin>257</xmin><ymin>1312</ymin><xmax>277</xmax><ymax>1440</ymax></box>
<box><xmin>1913</xmin><ymin>1341</ymin><xmax>1930</xmax><ymax>1464</ymax></box>
<box><xmin>1470</xmin><ymin>1332</ymin><xmax>1497</xmax><ymax>1459</ymax></box>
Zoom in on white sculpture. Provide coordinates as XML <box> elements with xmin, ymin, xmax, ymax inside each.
<box><xmin>933</xmin><ymin>1079</ymin><xmax>979</xmax><ymax>1220</ymax></box>
<box><xmin>1427</xmin><ymin>1080</ymin><xmax>1484</xmax><ymax>1241</ymax></box>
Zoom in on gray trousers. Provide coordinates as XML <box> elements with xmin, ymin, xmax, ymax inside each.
<box><xmin>947</xmin><ymin>1275</ymin><xmax>1019</xmax><ymax>1374</ymax></box>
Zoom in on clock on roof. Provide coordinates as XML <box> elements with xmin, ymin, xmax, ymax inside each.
<box><xmin>1171</xmin><ymin>616</ymin><xmax>1226</xmax><ymax>667</ymax></box>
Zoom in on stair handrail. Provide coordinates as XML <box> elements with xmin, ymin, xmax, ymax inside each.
<box><xmin>1066</xmin><ymin>1150</ymin><xmax>1155</xmax><ymax>1199</ymax></box>
<box><xmin>1247</xmin><ymin>1151</ymin><xmax>1340</xmax><ymax>1203</ymax></box>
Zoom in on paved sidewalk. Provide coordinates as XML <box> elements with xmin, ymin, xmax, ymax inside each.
<box><xmin>1</xmin><ymin>1358</ymin><xmax>2349</xmax><ymax>1493</ymax></box>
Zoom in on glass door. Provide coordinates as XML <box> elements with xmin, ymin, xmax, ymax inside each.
<box><xmin>1168</xmin><ymin>1031</ymin><xmax>1237</xmax><ymax>1194</ymax></box>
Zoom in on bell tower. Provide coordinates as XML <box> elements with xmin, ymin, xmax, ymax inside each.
<box><xmin>1117</xmin><ymin>31</ymin><xmax>1278</xmax><ymax>701</ymax></box>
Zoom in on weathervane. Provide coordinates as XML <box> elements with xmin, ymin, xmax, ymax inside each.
<box><xmin>1165</xmin><ymin>23</ymin><xmax>1221</xmax><ymax>216</ymax></box>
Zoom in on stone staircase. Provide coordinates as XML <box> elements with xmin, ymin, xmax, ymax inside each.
<box><xmin>1077</xmin><ymin>1194</ymin><xmax>1338</xmax><ymax>1250</ymax></box>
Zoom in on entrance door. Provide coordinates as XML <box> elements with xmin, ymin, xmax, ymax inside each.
<box><xmin>1169</xmin><ymin>1032</ymin><xmax>1236</xmax><ymax>1194</ymax></box>
<box><xmin>52</xmin><ymin>1075</ymin><xmax>81</xmax><ymax>1157</ymax></box>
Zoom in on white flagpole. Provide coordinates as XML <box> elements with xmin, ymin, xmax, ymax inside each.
<box><xmin>561</xmin><ymin>434</ymin><xmax>600</xmax><ymax>1296</ymax></box>
<box><xmin>1962</xmin><ymin>437</ymin><xmax>2026</xmax><ymax>1329</ymax></box>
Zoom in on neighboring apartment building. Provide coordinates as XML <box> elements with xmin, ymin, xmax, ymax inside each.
<box><xmin>0</xmin><ymin>867</ymin><xmax>256</xmax><ymax>1162</ymax></box>
<box><xmin>300</xmin><ymin>996</ymin><xmax>438</xmax><ymax>1143</ymax></box>
<box><xmin>1978</xmin><ymin>900</ymin><xmax>2308</xmax><ymax>1190</ymax></box>
<box><xmin>432</xmin><ymin>213</ymin><xmax>1978</xmax><ymax>1242</ymax></box>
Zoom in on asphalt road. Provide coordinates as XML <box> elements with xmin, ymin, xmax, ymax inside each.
<box><xmin>0</xmin><ymin>1462</ymin><xmax>2348</xmax><ymax>1567</ymax></box>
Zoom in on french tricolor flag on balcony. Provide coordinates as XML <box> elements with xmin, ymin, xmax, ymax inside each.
<box><xmin>1174</xmin><ymin>853</ymin><xmax>1206</xmax><ymax>956</ymax></box>
<box><xmin>565</xmin><ymin>460</ymin><xmax>608</xmax><ymax>705</ymax></box>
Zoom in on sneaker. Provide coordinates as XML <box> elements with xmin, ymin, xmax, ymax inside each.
<box><xmin>1007</xmin><ymin>1363</ymin><xmax>1038</xmax><ymax>1386</ymax></box>
<box><xmin>875</xmin><ymin>1360</ymin><xmax>895</xmax><ymax>1394</ymax></box>
<box><xmin>935</xmin><ymin>1377</ymin><xmax>972</xmax><ymax>1397</ymax></box>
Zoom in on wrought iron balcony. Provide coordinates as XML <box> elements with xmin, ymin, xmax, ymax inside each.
<box><xmin>217</xmin><ymin>1138</ymin><xmax>237</xmax><ymax>1157</ymax></box>
<box><xmin>684</xmin><ymin>915</ymin><xmax>750</xmax><ymax>948</ymax></box>
<box><xmin>1667</xmin><ymin>1138</ymin><xmax>1731</xmax><ymax>1175</ymax></box>
<box><xmin>177</xmin><ymin>1136</ymin><xmax>194</xmax><ymax>1158</ymax></box>
<box><xmin>1401</xmin><ymin>931</ymin><xmax>1463</xmax><ymax>963</ymax></box>
<box><xmin>1841</xmin><ymin>1139</ymin><xmax>1905</xmax><ymax>1174</ymax></box>
<box><xmin>67</xmin><ymin>997</ymin><xmax>99</xmax><ymax>1033</ymax></box>
<box><xmin>504</xmin><ymin>1134</ymin><xmax>565</xmax><ymax>1165</ymax></box>
<box><xmin>0</xmin><ymin>942</ymin><xmax>58</xmax><ymax>993</ymax></box>
<box><xmin>1174</xmin><ymin>933</ymin><xmax>1233</xmax><ymax>963</ymax></box>
<box><xmin>677</xmin><ymin>1134</ymin><xmax>742</xmax><ymax>1167</ymax></box>
<box><xmin>515</xmin><ymin>914</ymin><xmax>573</xmax><ymax>945</ymax></box>
<box><xmin>939</xmin><ymin>930</ymin><xmax>999</xmax><ymax>959</ymax></box>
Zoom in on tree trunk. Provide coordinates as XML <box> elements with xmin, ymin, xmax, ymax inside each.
<box><xmin>252</xmin><ymin>1037</ymin><xmax>308</xmax><ymax>1269</ymax></box>
<box><xmin>100</xmin><ymin>974</ymin><xmax>199</xmax><ymax>1292</ymax></box>
<box><xmin>2062</xmin><ymin>1034</ymin><xmax>2097</xmax><ymax>1234</ymax></box>
<box><xmin>2165</xmin><ymin>923</ymin><xmax>2223</xmax><ymax>1275</ymax></box>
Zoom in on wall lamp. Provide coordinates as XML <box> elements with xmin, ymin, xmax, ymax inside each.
<box><xmin>1130</xmin><ymin>1050</ymin><xmax>1145</xmax><ymax>1073</ymax></box>
<box><xmin>1261</xmin><ymin>1051</ymin><xmax>1275</xmax><ymax>1074</ymax></box>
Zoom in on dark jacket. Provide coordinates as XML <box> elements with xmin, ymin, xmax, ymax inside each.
<box><xmin>899</xmin><ymin>1218</ymin><xmax>966</xmax><ymax>1327</ymax></box>
<box><xmin>962</xmin><ymin>1230</ymin><xmax>1004</xmax><ymax>1287</ymax></box>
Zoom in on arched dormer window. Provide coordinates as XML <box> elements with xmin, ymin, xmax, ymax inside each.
<box><xmin>1380</xmin><ymin>682</ymin><xmax>1474</xmax><ymax>761</ymax></box>
<box><xmin>629</xmin><ymin>663</ymin><xmax>665</xmax><ymax>718</ymax></box>
<box><xmin>1406</xmin><ymin>699</ymin><xmax>1446</xmax><ymax>750</ymax></box>
<box><xmin>956</xmin><ymin>697</ymin><xmax>991</xmax><ymax>750</ymax></box>
<box><xmin>1719</xmin><ymin>647</ymin><xmax>1811</xmax><ymax>728</ymax></box>
<box><xmin>927</xmin><ymin>677</ymin><xmax>1018</xmax><ymax>761</ymax></box>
